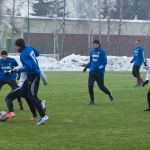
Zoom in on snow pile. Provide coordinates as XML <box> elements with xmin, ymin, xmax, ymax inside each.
<box><xmin>10</xmin><ymin>54</ymin><xmax>148</xmax><ymax>71</ymax></box>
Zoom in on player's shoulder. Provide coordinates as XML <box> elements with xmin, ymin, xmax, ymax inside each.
<box><xmin>7</xmin><ymin>57</ymin><xmax>16</xmax><ymax>62</ymax></box>
<box><xmin>100</xmin><ymin>48</ymin><xmax>106</xmax><ymax>54</ymax></box>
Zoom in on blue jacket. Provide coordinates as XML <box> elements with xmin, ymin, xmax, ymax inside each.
<box><xmin>86</xmin><ymin>48</ymin><xmax>107</xmax><ymax>75</ymax></box>
<box><xmin>18</xmin><ymin>46</ymin><xmax>41</xmax><ymax>76</ymax></box>
<box><xmin>0</xmin><ymin>57</ymin><xmax>18</xmax><ymax>80</ymax></box>
<box><xmin>132</xmin><ymin>45</ymin><xmax>146</xmax><ymax>66</ymax></box>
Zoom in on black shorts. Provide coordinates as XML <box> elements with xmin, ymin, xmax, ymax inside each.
<box><xmin>132</xmin><ymin>65</ymin><xmax>140</xmax><ymax>77</ymax></box>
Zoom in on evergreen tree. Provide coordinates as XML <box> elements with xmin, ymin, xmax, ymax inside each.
<box><xmin>32</xmin><ymin>0</ymin><xmax>64</xmax><ymax>17</ymax></box>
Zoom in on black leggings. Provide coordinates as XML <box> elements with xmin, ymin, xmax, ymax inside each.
<box><xmin>88</xmin><ymin>73</ymin><xmax>111</xmax><ymax>101</ymax></box>
<box><xmin>0</xmin><ymin>80</ymin><xmax>22</xmax><ymax>107</ymax></box>
<box><xmin>147</xmin><ymin>90</ymin><xmax>150</xmax><ymax>108</ymax></box>
<box><xmin>5</xmin><ymin>75</ymin><xmax>45</xmax><ymax>117</ymax></box>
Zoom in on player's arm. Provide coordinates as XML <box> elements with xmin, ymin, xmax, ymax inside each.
<box><xmin>98</xmin><ymin>51</ymin><xmax>107</xmax><ymax>69</ymax></box>
<box><xmin>141</xmin><ymin>47</ymin><xmax>147</xmax><ymax>66</ymax></box>
<box><xmin>130</xmin><ymin>48</ymin><xmax>135</xmax><ymax>63</ymax></box>
<box><xmin>31</xmin><ymin>47</ymin><xmax>40</xmax><ymax>57</ymax></box>
<box><xmin>39</xmin><ymin>67</ymin><xmax>48</xmax><ymax>85</ymax></box>
<box><xmin>83</xmin><ymin>52</ymin><xmax>92</xmax><ymax>72</ymax></box>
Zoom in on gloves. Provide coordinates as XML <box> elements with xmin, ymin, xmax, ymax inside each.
<box><xmin>83</xmin><ymin>67</ymin><xmax>87</xmax><ymax>72</ymax></box>
<box><xmin>17</xmin><ymin>74</ymin><xmax>21</xmax><ymax>80</ymax></box>
<box><xmin>4</xmin><ymin>70</ymin><xmax>12</xmax><ymax>76</ymax></box>
<box><xmin>144</xmin><ymin>62</ymin><xmax>147</xmax><ymax>66</ymax></box>
<box><xmin>130</xmin><ymin>60</ymin><xmax>134</xmax><ymax>63</ymax></box>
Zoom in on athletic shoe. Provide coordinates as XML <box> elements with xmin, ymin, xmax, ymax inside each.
<box><xmin>36</xmin><ymin>115</ymin><xmax>49</xmax><ymax>125</ymax></box>
<box><xmin>89</xmin><ymin>100</ymin><xmax>95</xmax><ymax>105</ymax></box>
<box><xmin>4</xmin><ymin>112</ymin><xmax>16</xmax><ymax>118</ymax></box>
<box><xmin>144</xmin><ymin>108</ymin><xmax>150</xmax><ymax>112</ymax></box>
<box><xmin>31</xmin><ymin>117</ymin><xmax>37</xmax><ymax>121</ymax></box>
<box><xmin>109</xmin><ymin>94</ymin><xmax>114</xmax><ymax>101</ymax></box>
<box><xmin>41</xmin><ymin>100</ymin><xmax>46</xmax><ymax>113</ymax></box>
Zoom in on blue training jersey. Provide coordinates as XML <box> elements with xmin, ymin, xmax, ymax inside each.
<box><xmin>133</xmin><ymin>45</ymin><xmax>146</xmax><ymax>66</ymax></box>
<box><xmin>0</xmin><ymin>57</ymin><xmax>18</xmax><ymax>80</ymax></box>
<box><xmin>18</xmin><ymin>46</ymin><xmax>41</xmax><ymax>76</ymax></box>
<box><xmin>86</xmin><ymin>48</ymin><xmax>107</xmax><ymax>75</ymax></box>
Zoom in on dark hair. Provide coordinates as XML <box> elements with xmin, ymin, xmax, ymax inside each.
<box><xmin>136</xmin><ymin>40</ymin><xmax>141</xmax><ymax>43</ymax></box>
<box><xmin>15</xmin><ymin>38</ymin><xmax>25</xmax><ymax>48</ymax></box>
<box><xmin>1</xmin><ymin>50</ymin><xmax>8</xmax><ymax>56</ymax></box>
<box><xmin>93</xmin><ymin>40</ymin><xmax>101</xmax><ymax>45</ymax></box>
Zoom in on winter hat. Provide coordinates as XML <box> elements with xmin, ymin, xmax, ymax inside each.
<box><xmin>1</xmin><ymin>50</ymin><xmax>8</xmax><ymax>55</ymax></box>
<box><xmin>93</xmin><ymin>40</ymin><xmax>101</xmax><ymax>45</ymax></box>
<box><xmin>15</xmin><ymin>38</ymin><xmax>25</xmax><ymax>48</ymax></box>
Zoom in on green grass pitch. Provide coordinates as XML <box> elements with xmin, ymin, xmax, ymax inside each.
<box><xmin>0</xmin><ymin>72</ymin><xmax>150</xmax><ymax>150</ymax></box>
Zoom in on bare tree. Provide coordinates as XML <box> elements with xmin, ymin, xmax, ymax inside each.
<box><xmin>0</xmin><ymin>0</ymin><xmax>4</xmax><ymax>49</ymax></box>
<box><xmin>107</xmin><ymin>0</ymin><xmax>112</xmax><ymax>55</ymax></box>
<box><xmin>117</xmin><ymin>0</ymin><xmax>123</xmax><ymax>56</ymax></box>
<box><xmin>98</xmin><ymin>0</ymin><xmax>102</xmax><ymax>43</ymax></box>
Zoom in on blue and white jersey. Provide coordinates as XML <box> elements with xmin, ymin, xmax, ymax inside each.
<box><xmin>86</xmin><ymin>48</ymin><xmax>107</xmax><ymax>75</ymax></box>
<box><xmin>18</xmin><ymin>46</ymin><xmax>41</xmax><ymax>76</ymax></box>
<box><xmin>0</xmin><ymin>57</ymin><xmax>18</xmax><ymax>80</ymax></box>
<box><xmin>133</xmin><ymin>45</ymin><xmax>146</xmax><ymax>66</ymax></box>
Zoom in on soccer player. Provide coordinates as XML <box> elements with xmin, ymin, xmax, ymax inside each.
<box><xmin>144</xmin><ymin>90</ymin><xmax>150</xmax><ymax>111</ymax></box>
<box><xmin>130</xmin><ymin>40</ymin><xmax>147</xmax><ymax>87</ymax></box>
<box><xmin>83</xmin><ymin>40</ymin><xmax>113</xmax><ymax>104</ymax></box>
<box><xmin>142</xmin><ymin>63</ymin><xmax>150</xmax><ymax>87</ymax></box>
<box><xmin>0</xmin><ymin>50</ymin><xmax>23</xmax><ymax>110</ymax></box>
<box><xmin>17</xmin><ymin>64</ymin><xmax>47</xmax><ymax>121</ymax></box>
<box><xmin>4</xmin><ymin>39</ymin><xmax>48</xmax><ymax>125</ymax></box>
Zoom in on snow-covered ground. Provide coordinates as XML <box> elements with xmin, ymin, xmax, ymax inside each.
<box><xmin>10</xmin><ymin>54</ymin><xmax>149</xmax><ymax>72</ymax></box>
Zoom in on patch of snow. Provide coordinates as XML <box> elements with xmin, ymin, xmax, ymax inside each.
<box><xmin>9</xmin><ymin>54</ymin><xmax>148</xmax><ymax>72</ymax></box>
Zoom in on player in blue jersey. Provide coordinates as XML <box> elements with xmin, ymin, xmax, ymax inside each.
<box><xmin>130</xmin><ymin>40</ymin><xmax>147</xmax><ymax>87</ymax></box>
<box><xmin>0</xmin><ymin>50</ymin><xmax>23</xmax><ymax>110</ymax></box>
<box><xmin>4</xmin><ymin>39</ymin><xmax>48</xmax><ymax>125</ymax></box>
<box><xmin>83</xmin><ymin>40</ymin><xmax>113</xmax><ymax>104</ymax></box>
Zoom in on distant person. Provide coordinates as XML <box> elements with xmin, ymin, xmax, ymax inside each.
<box><xmin>0</xmin><ymin>50</ymin><xmax>23</xmax><ymax>110</ymax></box>
<box><xmin>83</xmin><ymin>40</ymin><xmax>113</xmax><ymax>104</ymax></box>
<box><xmin>130</xmin><ymin>40</ymin><xmax>147</xmax><ymax>87</ymax></box>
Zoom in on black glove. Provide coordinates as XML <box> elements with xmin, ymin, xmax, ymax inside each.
<box><xmin>83</xmin><ymin>67</ymin><xmax>87</xmax><ymax>72</ymax></box>
<box><xmin>4</xmin><ymin>71</ymin><xmax>11</xmax><ymax>76</ymax></box>
<box><xmin>130</xmin><ymin>60</ymin><xmax>134</xmax><ymax>63</ymax></box>
<box><xmin>144</xmin><ymin>62</ymin><xmax>147</xmax><ymax>66</ymax></box>
<box><xmin>17</xmin><ymin>74</ymin><xmax>21</xmax><ymax>80</ymax></box>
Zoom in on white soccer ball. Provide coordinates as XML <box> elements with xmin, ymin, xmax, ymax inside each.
<box><xmin>0</xmin><ymin>111</ymin><xmax>7</xmax><ymax>122</ymax></box>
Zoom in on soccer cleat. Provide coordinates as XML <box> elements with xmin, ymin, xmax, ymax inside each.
<box><xmin>36</xmin><ymin>115</ymin><xmax>49</xmax><ymax>125</ymax></box>
<box><xmin>4</xmin><ymin>112</ymin><xmax>16</xmax><ymax>118</ymax></box>
<box><xmin>144</xmin><ymin>108</ymin><xmax>150</xmax><ymax>112</ymax></box>
<box><xmin>109</xmin><ymin>94</ymin><xmax>114</xmax><ymax>101</ymax></box>
<box><xmin>41</xmin><ymin>100</ymin><xmax>46</xmax><ymax>113</ymax></box>
<box><xmin>89</xmin><ymin>100</ymin><xmax>95</xmax><ymax>105</ymax></box>
<box><xmin>31</xmin><ymin>117</ymin><xmax>37</xmax><ymax>121</ymax></box>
